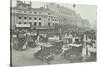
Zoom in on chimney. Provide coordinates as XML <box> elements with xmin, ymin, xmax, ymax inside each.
<box><xmin>30</xmin><ymin>2</ymin><xmax>32</xmax><ymax>7</ymax></box>
<box><xmin>17</xmin><ymin>0</ymin><xmax>23</xmax><ymax>7</ymax></box>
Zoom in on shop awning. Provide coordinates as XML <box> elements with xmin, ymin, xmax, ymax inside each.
<box><xmin>16</xmin><ymin>24</ymin><xmax>30</xmax><ymax>28</ymax></box>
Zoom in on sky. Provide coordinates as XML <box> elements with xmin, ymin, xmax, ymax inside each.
<box><xmin>11</xmin><ymin>0</ymin><xmax>97</xmax><ymax>28</ymax></box>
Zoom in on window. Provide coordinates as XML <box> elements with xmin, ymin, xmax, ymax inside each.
<box><xmin>53</xmin><ymin>23</ymin><xmax>55</xmax><ymax>25</ymax></box>
<box><xmin>18</xmin><ymin>10</ymin><xmax>21</xmax><ymax>12</ymax></box>
<box><xmin>39</xmin><ymin>18</ymin><xmax>41</xmax><ymax>20</ymax></box>
<box><xmin>48</xmin><ymin>18</ymin><xmax>50</xmax><ymax>21</ymax></box>
<box><xmin>39</xmin><ymin>22</ymin><xmax>41</xmax><ymax>26</ymax></box>
<box><xmin>39</xmin><ymin>12</ymin><xmax>41</xmax><ymax>14</ymax></box>
<box><xmin>29</xmin><ymin>17</ymin><xmax>32</xmax><ymax>20</ymax></box>
<box><xmin>19</xmin><ymin>22</ymin><xmax>21</xmax><ymax>24</ymax></box>
<box><xmin>48</xmin><ymin>23</ymin><xmax>50</xmax><ymax>26</ymax></box>
<box><xmin>34</xmin><ymin>17</ymin><xmax>37</xmax><ymax>20</ymax></box>
<box><xmin>48</xmin><ymin>13</ymin><xmax>51</xmax><ymax>15</ymax></box>
<box><xmin>34</xmin><ymin>12</ymin><xmax>37</xmax><ymax>14</ymax></box>
<box><xmin>24</xmin><ymin>17</ymin><xmax>27</xmax><ymax>19</ymax></box>
<box><xmin>24</xmin><ymin>22</ymin><xmax>27</xmax><ymax>24</ymax></box>
<box><xmin>24</xmin><ymin>11</ymin><xmax>27</xmax><ymax>13</ymax></box>
<box><xmin>29</xmin><ymin>22</ymin><xmax>32</xmax><ymax>25</ymax></box>
<box><xmin>19</xmin><ymin>17</ymin><xmax>21</xmax><ymax>19</ymax></box>
<box><xmin>29</xmin><ymin>11</ymin><xmax>32</xmax><ymax>13</ymax></box>
<box><xmin>34</xmin><ymin>22</ymin><xmax>37</xmax><ymax>26</ymax></box>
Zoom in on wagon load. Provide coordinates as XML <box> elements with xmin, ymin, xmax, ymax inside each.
<box><xmin>13</xmin><ymin>31</ymin><xmax>27</xmax><ymax>50</ymax></box>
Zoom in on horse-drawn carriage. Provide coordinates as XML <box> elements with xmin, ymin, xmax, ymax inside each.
<box><xmin>13</xmin><ymin>30</ymin><xmax>27</xmax><ymax>50</ymax></box>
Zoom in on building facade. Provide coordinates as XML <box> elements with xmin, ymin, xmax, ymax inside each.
<box><xmin>47</xmin><ymin>3</ymin><xmax>90</xmax><ymax>28</ymax></box>
<box><xmin>11</xmin><ymin>1</ymin><xmax>59</xmax><ymax>30</ymax></box>
<box><xmin>11</xmin><ymin>0</ymin><xmax>90</xmax><ymax>31</ymax></box>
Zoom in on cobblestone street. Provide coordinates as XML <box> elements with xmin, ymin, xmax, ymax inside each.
<box><xmin>12</xmin><ymin>47</ymin><xmax>46</xmax><ymax>66</ymax></box>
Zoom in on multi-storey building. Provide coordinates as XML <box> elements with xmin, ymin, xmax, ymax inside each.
<box><xmin>11</xmin><ymin>0</ymin><xmax>59</xmax><ymax>30</ymax></box>
<box><xmin>47</xmin><ymin>3</ymin><xmax>90</xmax><ymax>28</ymax></box>
<box><xmin>11</xmin><ymin>0</ymin><xmax>90</xmax><ymax>32</ymax></box>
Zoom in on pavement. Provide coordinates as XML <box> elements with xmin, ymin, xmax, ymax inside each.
<box><xmin>12</xmin><ymin>44</ymin><xmax>96</xmax><ymax>67</ymax></box>
<box><xmin>12</xmin><ymin>47</ymin><xmax>46</xmax><ymax>66</ymax></box>
<box><xmin>12</xmin><ymin>46</ymin><xmax>70</xmax><ymax>67</ymax></box>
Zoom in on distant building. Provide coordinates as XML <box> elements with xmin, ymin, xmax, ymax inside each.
<box><xmin>47</xmin><ymin>3</ymin><xmax>90</xmax><ymax>28</ymax></box>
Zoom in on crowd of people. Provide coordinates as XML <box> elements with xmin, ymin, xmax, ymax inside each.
<box><xmin>11</xmin><ymin>27</ymin><xmax>96</xmax><ymax>63</ymax></box>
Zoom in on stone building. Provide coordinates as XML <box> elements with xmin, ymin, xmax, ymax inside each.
<box><xmin>11</xmin><ymin>0</ymin><xmax>59</xmax><ymax>30</ymax></box>
<box><xmin>11</xmin><ymin>0</ymin><xmax>90</xmax><ymax>32</ymax></box>
<box><xmin>47</xmin><ymin>3</ymin><xmax>90</xmax><ymax>28</ymax></box>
